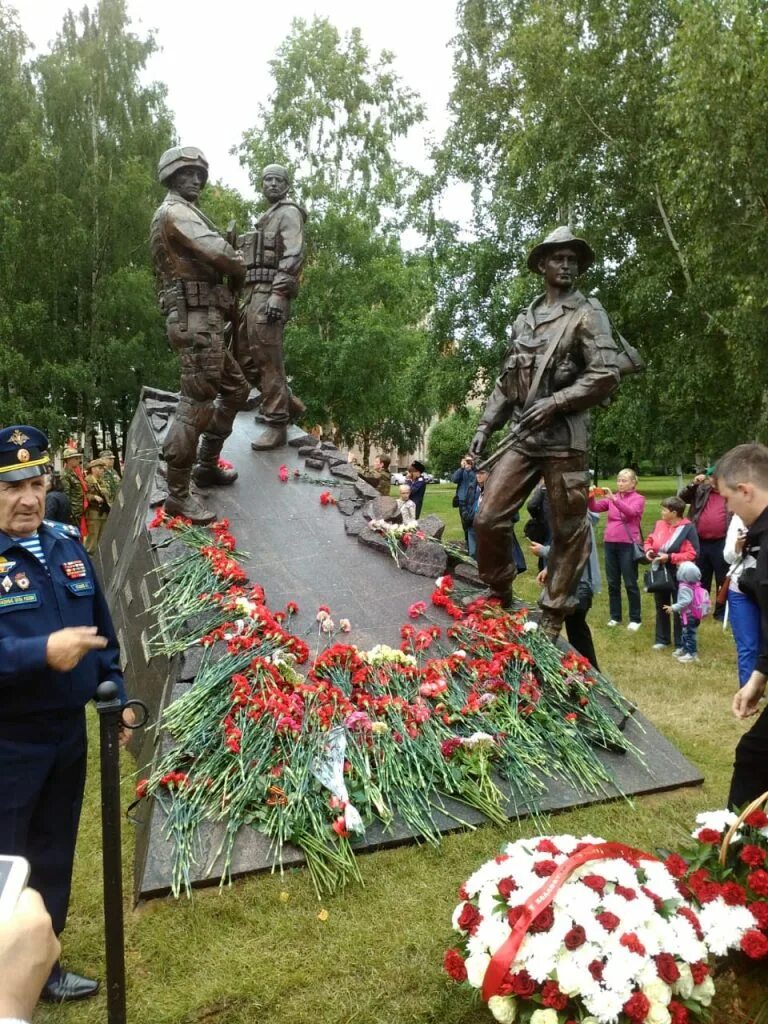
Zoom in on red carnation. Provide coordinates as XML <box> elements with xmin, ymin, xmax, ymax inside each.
<box><xmin>457</xmin><ymin>902</ymin><xmax>482</xmax><ymax>935</ymax></box>
<box><xmin>596</xmin><ymin>911</ymin><xmax>620</xmax><ymax>932</ymax></box>
<box><xmin>750</xmin><ymin>901</ymin><xmax>768</xmax><ymax>930</ymax></box>
<box><xmin>696</xmin><ymin>827</ymin><xmax>722</xmax><ymax>845</ymax></box>
<box><xmin>582</xmin><ymin>874</ymin><xmax>607</xmax><ymax>894</ymax></box>
<box><xmin>135</xmin><ymin>778</ymin><xmax>149</xmax><ymax>799</ymax></box>
<box><xmin>529</xmin><ymin>904</ymin><xmax>554</xmax><ymax>933</ymax></box>
<box><xmin>623</xmin><ymin>992</ymin><xmax>650</xmax><ymax>1022</ymax></box>
<box><xmin>740</xmin><ymin>844</ymin><xmax>768</xmax><ymax>867</ymax></box>
<box><xmin>536</xmin><ymin>838</ymin><xmax>561</xmax><ymax>855</ymax></box>
<box><xmin>615</xmin><ymin>884</ymin><xmax>637</xmax><ymax>901</ymax></box>
<box><xmin>748</xmin><ymin>869</ymin><xmax>768</xmax><ymax>897</ymax></box>
<box><xmin>741</xmin><ymin>929</ymin><xmax>768</xmax><ymax>959</ymax></box>
<box><xmin>721</xmin><ymin>881</ymin><xmax>747</xmax><ymax>906</ymax></box>
<box><xmin>533</xmin><ymin>859</ymin><xmax>558</xmax><ymax>877</ymax></box>
<box><xmin>690</xmin><ymin>961</ymin><xmax>709</xmax><ymax>984</ymax></box>
<box><xmin>744</xmin><ymin>809</ymin><xmax>768</xmax><ymax>828</ymax></box>
<box><xmin>458</xmin><ymin>884</ymin><xmax>469</xmax><ymax>901</ymax></box>
<box><xmin>677</xmin><ymin>905</ymin><xmax>704</xmax><ymax>940</ymax></box>
<box><xmin>620</xmin><ymin>931</ymin><xmax>647</xmax><ymax>956</ymax></box>
<box><xmin>588</xmin><ymin>959</ymin><xmax>604</xmax><ymax>982</ymax></box>
<box><xmin>669</xmin><ymin>1001</ymin><xmax>690</xmax><ymax>1024</ymax></box>
<box><xmin>564</xmin><ymin>925</ymin><xmax>586</xmax><ymax>950</ymax></box>
<box><xmin>664</xmin><ymin>853</ymin><xmax>689</xmax><ymax>879</ymax></box>
<box><xmin>443</xmin><ymin>948</ymin><xmax>467</xmax><ymax>982</ymax></box>
<box><xmin>541</xmin><ymin>980</ymin><xmax>569</xmax><ymax>1011</ymax></box>
<box><xmin>498</xmin><ymin>876</ymin><xmax>518</xmax><ymax>899</ymax></box>
<box><xmin>509</xmin><ymin>969</ymin><xmax>536</xmax><ymax>998</ymax></box>
<box><xmin>655</xmin><ymin>953</ymin><xmax>680</xmax><ymax>984</ymax></box>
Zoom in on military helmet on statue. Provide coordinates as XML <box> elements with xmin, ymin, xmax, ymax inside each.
<box><xmin>158</xmin><ymin>146</ymin><xmax>209</xmax><ymax>186</ymax></box>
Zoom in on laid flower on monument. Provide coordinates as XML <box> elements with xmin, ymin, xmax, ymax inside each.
<box><xmin>278</xmin><ymin>464</ymin><xmax>289</xmax><ymax>482</ymax></box>
<box><xmin>369</xmin><ymin>518</ymin><xmax>421</xmax><ymax>565</ymax></box>
<box><xmin>445</xmin><ymin>835</ymin><xmax>714</xmax><ymax>1024</ymax></box>
<box><xmin>670</xmin><ymin>804</ymin><xmax>768</xmax><ymax>961</ymax></box>
<box><xmin>319</xmin><ymin>491</ymin><xmax>337</xmax><ymax>506</ymax></box>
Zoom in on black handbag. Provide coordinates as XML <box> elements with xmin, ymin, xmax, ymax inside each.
<box><xmin>617</xmin><ymin>512</ymin><xmax>646</xmax><ymax>563</ymax></box>
<box><xmin>643</xmin><ymin>563</ymin><xmax>674</xmax><ymax>593</ymax></box>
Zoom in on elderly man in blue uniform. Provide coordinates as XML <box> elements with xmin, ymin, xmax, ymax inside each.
<box><xmin>0</xmin><ymin>426</ymin><xmax>132</xmax><ymax>1003</ymax></box>
<box><xmin>469</xmin><ymin>227</ymin><xmax>621</xmax><ymax>639</ymax></box>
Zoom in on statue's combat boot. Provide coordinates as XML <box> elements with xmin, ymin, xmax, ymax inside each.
<box><xmin>251</xmin><ymin>424</ymin><xmax>287</xmax><ymax>450</ymax></box>
<box><xmin>254</xmin><ymin>392</ymin><xmax>306</xmax><ymax>425</ymax></box>
<box><xmin>164</xmin><ymin>466</ymin><xmax>216</xmax><ymax>524</ymax></box>
<box><xmin>538</xmin><ymin>609</ymin><xmax>564</xmax><ymax>642</ymax></box>
<box><xmin>192</xmin><ymin>436</ymin><xmax>238</xmax><ymax>487</ymax></box>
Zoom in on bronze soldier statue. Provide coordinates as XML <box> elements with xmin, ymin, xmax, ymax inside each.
<box><xmin>241</xmin><ymin>164</ymin><xmax>307</xmax><ymax>450</ymax></box>
<box><xmin>469</xmin><ymin>226</ymin><xmax>621</xmax><ymax>639</ymax></box>
<box><xmin>150</xmin><ymin>146</ymin><xmax>249</xmax><ymax>523</ymax></box>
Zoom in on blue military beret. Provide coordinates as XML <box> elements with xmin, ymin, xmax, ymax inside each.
<box><xmin>0</xmin><ymin>425</ymin><xmax>50</xmax><ymax>482</ymax></box>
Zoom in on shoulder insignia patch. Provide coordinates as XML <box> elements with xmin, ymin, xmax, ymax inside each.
<box><xmin>43</xmin><ymin>519</ymin><xmax>82</xmax><ymax>540</ymax></box>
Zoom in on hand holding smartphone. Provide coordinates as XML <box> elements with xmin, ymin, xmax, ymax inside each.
<box><xmin>0</xmin><ymin>856</ymin><xmax>30</xmax><ymax>922</ymax></box>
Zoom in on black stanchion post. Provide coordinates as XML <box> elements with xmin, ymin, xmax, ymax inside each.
<box><xmin>95</xmin><ymin>680</ymin><xmax>127</xmax><ymax>1024</ymax></box>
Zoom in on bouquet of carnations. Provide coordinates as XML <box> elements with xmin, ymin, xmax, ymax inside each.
<box><xmin>445</xmin><ymin>835</ymin><xmax>714</xmax><ymax>1024</ymax></box>
<box><xmin>666</xmin><ymin>800</ymin><xmax>768</xmax><ymax>962</ymax></box>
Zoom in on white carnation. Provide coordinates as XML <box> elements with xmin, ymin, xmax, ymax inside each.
<box><xmin>642</xmin><ymin>980</ymin><xmax>672</xmax><ymax>1006</ymax></box>
<box><xmin>465</xmin><ymin>952</ymin><xmax>490</xmax><ymax>989</ymax></box>
<box><xmin>488</xmin><ymin>995</ymin><xmax>518</xmax><ymax>1023</ymax></box>
<box><xmin>583</xmin><ymin>985</ymin><xmax>625</xmax><ymax>1021</ymax></box>
<box><xmin>674</xmin><ymin>963</ymin><xmax>694</xmax><ymax>999</ymax></box>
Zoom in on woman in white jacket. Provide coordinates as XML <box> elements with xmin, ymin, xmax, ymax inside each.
<box><xmin>724</xmin><ymin>512</ymin><xmax>762</xmax><ymax>688</ymax></box>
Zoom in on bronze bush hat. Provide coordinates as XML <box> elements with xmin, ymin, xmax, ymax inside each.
<box><xmin>527</xmin><ymin>226</ymin><xmax>595</xmax><ymax>275</ymax></box>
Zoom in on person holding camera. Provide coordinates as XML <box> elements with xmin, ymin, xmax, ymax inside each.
<box><xmin>588</xmin><ymin>468</ymin><xmax>645</xmax><ymax>631</ymax></box>
<box><xmin>452</xmin><ymin>455</ymin><xmax>478</xmax><ymax>547</ymax></box>
<box><xmin>0</xmin><ymin>888</ymin><xmax>60</xmax><ymax>1023</ymax></box>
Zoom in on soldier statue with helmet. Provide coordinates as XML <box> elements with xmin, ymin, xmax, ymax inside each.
<box><xmin>241</xmin><ymin>164</ymin><xmax>307</xmax><ymax>450</ymax></box>
<box><xmin>150</xmin><ymin>145</ymin><xmax>250</xmax><ymax>523</ymax></box>
<box><xmin>469</xmin><ymin>226</ymin><xmax>624</xmax><ymax>641</ymax></box>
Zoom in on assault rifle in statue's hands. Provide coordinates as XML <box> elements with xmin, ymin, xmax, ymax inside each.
<box><xmin>225</xmin><ymin>218</ymin><xmax>242</xmax><ymax>352</ymax></box>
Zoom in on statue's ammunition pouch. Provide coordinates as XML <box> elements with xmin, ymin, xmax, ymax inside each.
<box><xmin>162</xmin><ymin>281</ymin><xmax>233</xmax><ymax>328</ymax></box>
<box><xmin>243</xmin><ymin>228</ymin><xmax>282</xmax><ymax>285</ymax></box>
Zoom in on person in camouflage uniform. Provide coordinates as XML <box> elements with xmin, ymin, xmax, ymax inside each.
<box><xmin>60</xmin><ymin>447</ymin><xmax>87</xmax><ymax>539</ymax></box>
<box><xmin>150</xmin><ymin>146</ymin><xmax>249</xmax><ymax>523</ymax></box>
<box><xmin>241</xmin><ymin>165</ymin><xmax>307</xmax><ymax>450</ymax></box>
<box><xmin>84</xmin><ymin>459</ymin><xmax>109</xmax><ymax>554</ymax></box>
<box><xmin>98</xmin><ymin>450</ymin><xmax>120</xmax><ymax>507</ymax></box>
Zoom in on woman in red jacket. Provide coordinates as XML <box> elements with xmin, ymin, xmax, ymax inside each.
<box><xmin>644</xmin><ymin>496</ymin><xmax>699</xmax><ymax>653</ymax></box>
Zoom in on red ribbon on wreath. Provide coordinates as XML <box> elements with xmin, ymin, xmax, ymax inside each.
<box><xmin>482</xmin><ymin>842</ymin><xmax>658</xmax><ymax>1002</ymax></box>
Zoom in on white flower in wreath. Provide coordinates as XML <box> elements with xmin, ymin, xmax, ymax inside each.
<box><xmin>646</xmin><ymin>1003</ymin><xmax>672</xmax><ymax>1024</ymax></box>
<box><xmin>465</xmin><ymin>951</ymin><xmax>491</xmax><ymax>989</ymax></box>
<box><xmin>673</xmin><ymin>963</ymin><xmax>694</xmax><ymax>1000</ymax></box>
<box><xmin>642</xmin><ymin>979</ymin><xmax>672</xmax><ymax>1006</ymax></box>
<box><xmin>698</xmin><ymin>899</ymin><xmax>755</xmax><ymax>955</ymax></box>
<box><xmin>602</xmin><ymin>952</ymin><xmax>640</xmax><ymax>994</ymax></box>
<box><xmin>692</xmin><ymin>975</ymin><xmax>715</xmax><ymax>1007</ymax></box>
<box><xmin>488</xmin><ymin>995</ymin><xmax>517</xmax><ymax>1023</ymax></box>
<box><xmin>529</xmin><ymin>1010</ymin><xmax>559</xmax><ymax>1024</ymax></box>
<box><xmin>583</xmin><ymin>985</ymin><xmax>625</xmax><ymax>1022</ymax></box>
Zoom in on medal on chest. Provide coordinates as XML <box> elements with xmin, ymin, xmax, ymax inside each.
<box><xmin>14</xmin><ymin>572</ymin><xmax>30</xmax><ymax>590</ymax></box>
<box><xmin>1</xmin><ymin>575</ymin><xmax>12</xmax><ymax>593</ymax></box>
<box><xmin>62</xmin><ymin>560</ymin><xmax>87</xmax><ymax>579</ymax></box>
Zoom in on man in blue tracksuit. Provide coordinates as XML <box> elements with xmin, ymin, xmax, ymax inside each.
<box><xmin>0</xmin><ymin>425</ymin><xmax>131</xmax><ymax>1003</ymax></box>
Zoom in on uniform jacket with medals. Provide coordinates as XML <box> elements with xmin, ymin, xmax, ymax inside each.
<box><xmin>242</xmin><ymin>199</ymin><xmax>307</xmax><ymax>322</ymax></box>
<box><xmin>0</xmin><ymin>520</ymin><xmax>125</xmax><ymax>718</ymax></box>
<box><xmin>479</xmin><ymin>290</ymin><xmax>620</xmax><ymax>454</ymax></box>
<box><xmin>150</xmin><ymin>193</ymin><xmax>243</xmax><ymax>320</ymax></box>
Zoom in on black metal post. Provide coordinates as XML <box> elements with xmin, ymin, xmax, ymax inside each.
<box><xmin>95</xmin><ymin>680</ymin><xmax>127</xmax><ymax>1024</ymax></box>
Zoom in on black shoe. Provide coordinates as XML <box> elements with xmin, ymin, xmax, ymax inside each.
<box><xmin>41</xmin><ymin>970</ymin><xmax>100</xmax><ymax>1002</ymax></box>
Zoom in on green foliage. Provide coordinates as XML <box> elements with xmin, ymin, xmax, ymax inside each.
<box><xmin>427</xmin><ymin>409</ymin><xmax>480</xmax><ymax>478</ymax></box>
<box><xmin>0</xmin><ymin>0</ymin><xmax>174</xmax><ymax>450</ymax></box>
<box><xmin>433</xmin><ymin>0</ymin><xmax>768</xmax><ymax>464</ymax></box>
<box><xmin>238</xmin><ymin>18</ymin><xmax>438</xmax><ymax>452</ymax></box>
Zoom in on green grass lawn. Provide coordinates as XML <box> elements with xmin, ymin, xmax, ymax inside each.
<box><xmin>41</xmin><ymin>476</ymin><xmax>766</xmax><ymax>1024</ymax></box>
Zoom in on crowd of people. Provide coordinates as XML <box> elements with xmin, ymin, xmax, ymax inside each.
<box><xmin>45</xmin><ymin>446</ymin><xmax>120</xmax><ymax>554</ymax></box>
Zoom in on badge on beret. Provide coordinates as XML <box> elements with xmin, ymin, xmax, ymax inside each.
<box><xmin>62</xmin><ymin>560</ymin><xmax>87</xmax><ymax>579</ymax></box>
<box><xmin>14</xmin><ymin>572</ymin><xmax>29</xmax><ymax>590</ymax></box>
<box><xmin>9</xmin><ymin>430</ymin><xmax>29</xmax><ymax>446</ymax></box>
<box><xmin>1</xmin><ymin>576</ymin><xmax>12</xmax><ymax>593</ymax></box>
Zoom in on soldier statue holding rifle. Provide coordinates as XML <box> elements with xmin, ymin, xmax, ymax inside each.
<box><xmin>469</xmin><ymin>227</ymin><xmax>623</xmax><ymax>639</ymax></box>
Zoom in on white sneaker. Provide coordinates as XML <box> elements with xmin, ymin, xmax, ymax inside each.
<box><xmin>673</xmin><ymin>648</ymin><xmax>685</xmax><ymax>658</ymax></box>
<box><xmin>627</xmin><ymin>622</ymin><xmax>641</xmax><ymax>632</ymax></box>
<box><xmin>677</xmin><ymin>653</ymin><xmax>698</xmax><ymax>663</ymax></box>
<box><xmin>607</xmin><ymin>619</ymin><xmax>620</xmax><ymax>627</ymax></box>
<box><xmin>652</xmin><ymin>643</ymin><xmax>667</xmax><ymax>650</ymax></box>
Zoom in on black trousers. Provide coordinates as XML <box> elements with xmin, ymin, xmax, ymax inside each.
<box><xmin>564</xmin><ymin>581</ymin><xmax>599</xmax><ymax>671</ymax></box>
<box><xmin>697</xmin><ymin>537</ymin><xmax>728</xmax><ymax>619</ymax></box>
<box><xmin>728</xmin><ymin>704</ymin><xmax>768</xmax><ymax>809</ymax></box>
<box><xmin>0</xmin><ymin>712</ymin><xmax>87</xmax><ymax>935</ymax></box>
<box><xmin>653</xmin><ymin>589</ymin><xmax>682</xmax><ymax>648</ymax></box>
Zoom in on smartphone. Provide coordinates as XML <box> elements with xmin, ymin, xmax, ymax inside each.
<box><xmin>0</xmin><ymin>855</ymin><xmax>30</xmax><ymax>921</ymax></box>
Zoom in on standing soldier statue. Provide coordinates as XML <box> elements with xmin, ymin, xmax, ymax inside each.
<box><xmin>242</xmin><ymin>164</ymin><xmax>307</xmax><ymax>450</ymax></box>
<box><xmin>150</xmin><ymin>146</ymin><xmax>249</xmax><ymax>523</ymax></box>
<box><xmin>469</xmin><ymin>226</ymin><xmax>622</xmax><ymax>640</ymax></box>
